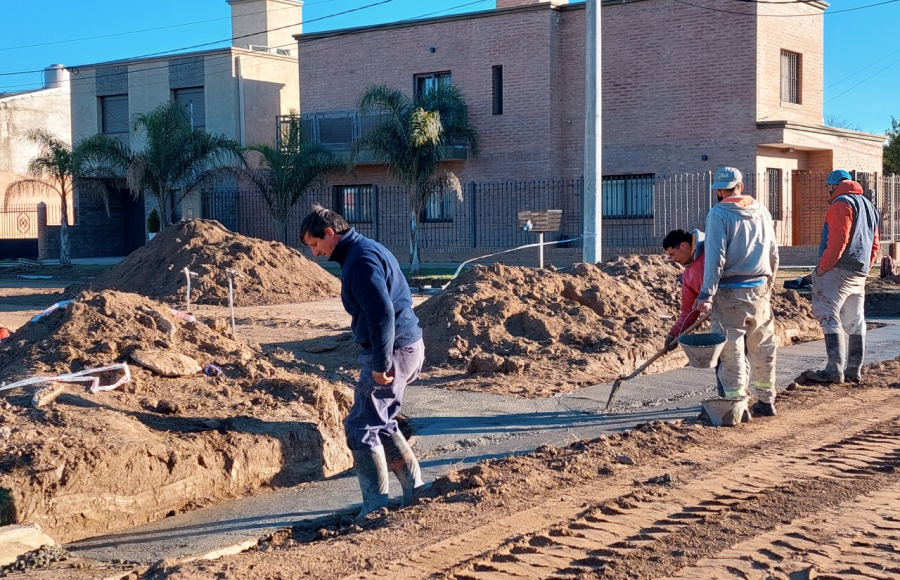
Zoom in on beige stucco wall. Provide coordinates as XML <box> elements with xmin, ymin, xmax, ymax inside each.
<box><xmin>70</xmin><ymin>69</ymin><xmax>100</xmax><ymax>141</ymax></box>
<box><xmin>204</xmin><ymin>53</ymin><xmax>240</xmax><ymax>141</ymax></box>
<box><xmin>229</xmin><ymin>0</ymin><xmax>303</xmax><ymax>52</ymax></box>
<box><xmin>128</xmin><ymin>62</ymin><xmax>172</xmax><ymax>151</ymax></box>
<box><xmin>0</xmin><ymin>87</ymin><xmax>72</xmax><ymax>174</ymax></box>
<box><xmin>237</xmin><ymin>51</ymin><xmax>298</xmax><ymax>145</ymax></box>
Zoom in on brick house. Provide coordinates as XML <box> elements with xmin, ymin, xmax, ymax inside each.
<box><xmin>65</xmin><ymin>0</ymin><xmax>302</xmax><ymax>257</ymax></box>
<box><xmin>292</xmin><ymin>0</ymin><xmax>885</xmax><ymax>259</ymax></box>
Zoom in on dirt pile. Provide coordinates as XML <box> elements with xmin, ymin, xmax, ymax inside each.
<box><xmin>416</xmin><ymin>257</ymin><xmax>820</xmax><ymax>396</ymax></box>
<box><xmin>84</xmin><ymin>219</ymin><xmax>340</xmax><ymax>307</ymax></box>
<box><xmin>0</xmin><ymin>290</ymin><xmax>353</xmax><ymax>544</ymax></box>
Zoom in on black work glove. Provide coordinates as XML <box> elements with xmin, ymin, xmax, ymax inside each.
<box><xmin>664</xmin><ymin>333</ymin><xmax>679</xmax><ymax>351</ymax></box>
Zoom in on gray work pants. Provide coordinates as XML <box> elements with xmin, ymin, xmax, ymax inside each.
<box><xmin>811</xmin><ymin>267</ymin><xmax>867</xmax><ymax>337</ymax></box>
<box><xmin>344</xmin><ymin>339</ymin><xmax>425</xmax><ymax>451</ymax></box>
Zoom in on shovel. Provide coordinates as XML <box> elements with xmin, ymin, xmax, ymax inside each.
<box><xmin>604</xmin><ymin>311</ymin><xmax>712</xmax><ymax>412</ymax></box>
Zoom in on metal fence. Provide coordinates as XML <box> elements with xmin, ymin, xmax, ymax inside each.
<box><xmin>0</xmin><ymin>203</ymin><xmax>71</xmax><ymax>240</ymax></box>
<box><xmin>200</xmin><ymin>172</ymin><xmax>900</xmax><ymax>261</ymax></box>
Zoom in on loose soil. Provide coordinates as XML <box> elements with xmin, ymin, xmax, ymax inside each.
<box><xmin>1</xmin><ymin>257</ymin><xmax>899</xmax><ymax>580</ymax></box>
<box><xmin>82</xmin><ymin>220</ymin><xmax>341</xmax><ymax>307</ymax></box>
<box><xmin>0</xmin><ymin>290</ymin><xmax>353</xmax><ymax>544</ymax></box>
<box><xmin>415</xmin><ymin>257</ymin><xmax>822</xmax><ymax>397</ymax></box>
<box><xmin>14</xmin><ymin>353</ymin><xmax>899</xmax><ymax>580</ymax></box>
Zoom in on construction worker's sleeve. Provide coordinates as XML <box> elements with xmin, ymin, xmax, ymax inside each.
<box><xmin>670</xmin><ymin>258</ymin><xmax>702</xmax><ymax>336</ymax></box>
<box><xmin>698</xmin><ymin>214</ymin><xmax>726</xmax><ymax>300</ymax></box>
<box><xmin>816</xmin><ymin>202</ymin><xmax>853</xmax><ymax>274</ymax></box>
<box><xmin>871</xmin><ymin>224</ymin><xmax>880</xmax><ymax>269</ymax></box>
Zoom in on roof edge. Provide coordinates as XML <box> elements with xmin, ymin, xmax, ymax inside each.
<box><xmin>757</xmin><ymin>120</ymin><xmax>885</xmax><ymax>143</ymax></box>
<box><xmin>295</xmin><ymin>2</ymin><xmax>571</xmax><ymax>43</ymax></box>
<box><xmin>70</xmin><ymin>45</ymin><xmax>295</xmax><ymax>72</ymax></box>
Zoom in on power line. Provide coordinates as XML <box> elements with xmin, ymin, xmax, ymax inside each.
<box><xmin>0</xmin><ymin>0</ymin><xmax>342</xmax><ymax>53</ymax></box>
<box><xmin>52</xmin><ymin>0</ymin><xmax>494</xmax><ymax>129</ymax></box>
<box><xmin>0</xmin><ymin>0</ymin><xmax>491</xmax><ymax>93</ymax></box>
<box><xmin>825</xmin><ymin>46</ymin><xmax>900</xmax><ymax>90</ymax></box>
<box><xmin>98</xmin><ymin>0</ymin><xmax>396</xmax><ymax>64</ymax></box>
<box><xmin>825</xmin><ymin>55</ymin><xmax>900</xmax><ymax>103</ymax></box>
<box><xmin>671</xmin><ymin>0</ymin><xmax>900</xmax><ymax>16</ymax></box>
<box><xmin>0</xmin><ymin>0</ymin><xmax>394</xmax><ymax>78</ymax></box>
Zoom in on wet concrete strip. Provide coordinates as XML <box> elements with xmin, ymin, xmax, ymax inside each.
<box><xmin>65</xmin><ymin>319</ymin><xmax>900</xmax><ymax>564</ymax></box>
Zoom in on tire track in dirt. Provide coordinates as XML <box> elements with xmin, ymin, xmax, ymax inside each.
<box><xmin>664</xmin><ymin>481</ymin><xmax>900</xmax><ymax>579</ymax></box>
<box><xmin>342</xmin><ymin>390</ymin><xmax>900</xmax><ymax>580</ymax></box>
<box><xmin>447</xmin><ymin>421</ymin><xmax>900</xmax><ymax>579</ymax></box>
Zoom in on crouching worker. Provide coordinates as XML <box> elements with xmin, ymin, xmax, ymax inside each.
<box><xmin>806</xmin><ymin>172</ymin><xmax>880</xmax><ymax>384</ymax></box>
<box><xmin>662</xmin><ymin>229</ymin><xmax>706</xmax><ymax>349</ymax></box>
<box><xmin>301</xmin><ymin>205</ymin><xmax>426</xmax><ymax>522</ymax></box>
<box><xmin>663</xmin><ymin>228</ymin><xmax>730</xmax><ymax>401</ymax></box>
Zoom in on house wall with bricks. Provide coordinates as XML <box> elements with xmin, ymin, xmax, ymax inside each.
<box><xmin>298</xmin><ymin>5</ymin><xmax>565</xmax><ymax>186</ymax></box>
<box><xmin>294</xmin><ymin>0</ymin><xmax>884</xmax><ymax>259</ymax></box>
<box><xmin>298</xmin><ymin>0</ymin><xmax>881</xmax><ymax>185</ymax></box>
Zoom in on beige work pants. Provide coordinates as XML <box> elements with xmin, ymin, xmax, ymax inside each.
<box><xmin>710</xmin><ymin>286</ymin><xmax>778</xmax><ymax>403</ymax></box>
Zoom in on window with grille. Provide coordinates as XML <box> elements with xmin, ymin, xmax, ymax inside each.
<box><xmin>100</xmin><ymin>94</ymin><xmax>129</xmax><ymax>136</ymax></box>
<box><xmin>173</xmin><ymin>87</ymin><xmax>205</xmax><ymax>130</ymax></box>
<box><xmin>333</xmin><ymin>185</ymin><xmax>373</xmax><ymax>223</ymax></box>
<box><xmin>414</xmin><ymin>71</ymin><xmax>451</xmax><ymax>100</ymax></box>
<box><xmin>766</xmin><ymin>168</ymin><xmax>783</xmax><ymax>220</ymax></box>
<box><xmin>780</xmin><ymin>50</ymin><xmax>801</xmax><ymax>104</ymax></box>
<box><xmin>421</xmin><ymin>189</ymin><xmax>454</xmax><ymax>223</ymax></box>
<box><xmin>602</xmin><ymin>174</ymin><xmax>654</xmax><ymax>219</ymax></box>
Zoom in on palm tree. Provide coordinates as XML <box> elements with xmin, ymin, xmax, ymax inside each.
<box><xmin>240</xmin><ymin>141</ymin><xmax>345</xmax><ymax>244</ymax></box>
<box><xmin>4</xmin><ymin>129</ymin><xmax>111</xmax><ymax>266</ymax></box>
<box><xmin>354</xmin><ymin>83</ymin><xmax>479</xmax><ymax>274</ymax></box>
<box><xmin>80</xmin><ymin>101</ymin><xmax>243</xmax><ymax>228</ymax></box>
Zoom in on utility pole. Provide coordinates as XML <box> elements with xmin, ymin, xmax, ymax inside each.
<box><xmin>583</xmin><ymin>0</ymin><xmax>602</xmax><ymax>264</ymax></box>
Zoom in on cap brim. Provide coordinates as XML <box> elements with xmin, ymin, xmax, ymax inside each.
<box><xmin>712</xmin><ymin>180</ymin><xmax>739</xmax><ymax>190</ymax></box>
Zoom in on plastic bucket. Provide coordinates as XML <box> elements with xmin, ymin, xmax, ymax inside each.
<box><xmin>701</xmin><ymin>396</ymin><xmax>750</xmax><ymax>427</ymax></box>
<box><xmin>678</xmin><ymin>332</ymin><xmax>726</xmax><ymax>368</ymax></box>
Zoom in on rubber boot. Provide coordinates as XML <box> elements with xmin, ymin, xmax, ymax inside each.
<box><xmin>352</xmin><ymin>446</ymin><xmax>390</xmax><ymax>523</ymax></box>
<box><xmin>383</xmin><ymin>431</ymin><xmax>424</xmax><ymax>507</ymax></box>
<box><xmin>750</xmin><ymin>400</ymin><xmax>776</xmax><ymax>417</ymax></box>
<box><xmin>806</xmin><ymin>333</ymin><xmax>845</xmax><ymax>383</ymax></box>
<box><xmin>845</xmin><ymin>334</ymin><xmax>865</xmax><ymax>383</ymax></box>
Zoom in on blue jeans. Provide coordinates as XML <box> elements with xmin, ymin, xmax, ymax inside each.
<box><xmin>344</xmin><ymin>339</ymin><xmax>425</xmax><ymax>451</ymax></box>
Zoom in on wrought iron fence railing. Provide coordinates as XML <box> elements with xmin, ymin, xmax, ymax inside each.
<box><xmin>199</xmin><ymin>172</ymin><xmax>900</xmax><ymax>261</ymax></box>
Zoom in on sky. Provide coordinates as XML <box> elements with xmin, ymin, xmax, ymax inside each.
<box><xmin>0</xmin><ymin>0</ymin><xmax>898</xmax><ymax>135</ymax></box>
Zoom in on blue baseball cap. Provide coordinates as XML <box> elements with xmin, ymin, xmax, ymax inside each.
<box><xmin>826</xmin><ymin>169</ymin><xmax>851</xmax><ymax>185</ymax></box>
<box><xmin>712</xmin><ymin>167</ymin><xmax>743</xmax><ymax>190</ymax></box>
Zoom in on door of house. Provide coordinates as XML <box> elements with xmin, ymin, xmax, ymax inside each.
<box><xmin>791</xmin><ymin>170</ymin><xmax>811</xmax><ymax>246</ymax></box>
<box><xmin>122</xmin><ymin>192</ymin><xmax>146</xmax><ymax>253</ymax></box>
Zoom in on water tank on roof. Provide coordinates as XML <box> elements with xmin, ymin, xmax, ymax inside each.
<box><xmin>43</xmin><ymin>64</ymin><xmax>70</xmax><ymax>89</ymax></box>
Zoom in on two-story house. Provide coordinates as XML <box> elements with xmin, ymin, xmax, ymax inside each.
<box><xmin>67</xmin><ymin>0</ymin><xmax>303</xmax><ymax>256</ymax></box>
<box><xmin>292</xmin><ymin>0</ymin><xmax>884</xmax><ymax>261</ymax></box>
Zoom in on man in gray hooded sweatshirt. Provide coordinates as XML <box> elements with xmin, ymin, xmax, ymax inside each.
<box><xmin>694</xmin><ymin>167</ymin><xmax>780</xmax><ymax>417</ymax></box>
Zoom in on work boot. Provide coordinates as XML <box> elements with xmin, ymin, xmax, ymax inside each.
<box><xmin>750</xmin><ymin>400</ymin><xmax>777</xmax><ymax>417</ymax></box>
<box><xmin>806</xmin><ymin>333</ymin><xmax>845</xmax><ymax>383</ymax></box>
<box><xmin>845</xmin><ymin>334</ymin><xmax>865</xmax><ymax>383</ymax></box>
<box><xmin>352</xmin><ymin>446</ymin><xmax>390</xmax><ymax>523</ymax></box>
<box><xmin>383</xmin><ymin>431</ymin><xmax>425</xmax><ymax>507</ymax></box>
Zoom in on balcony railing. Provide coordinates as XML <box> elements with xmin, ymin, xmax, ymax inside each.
<box><xmin>276</xmin><ymin>113</ymin><xmax>468</xmax><ymax>163</ymax></box>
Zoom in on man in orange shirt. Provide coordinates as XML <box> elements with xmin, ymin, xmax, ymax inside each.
<box><xmin>806</xmin><ymin>170</ymin><xmax>880</xmax><ymax>383</ymax></box>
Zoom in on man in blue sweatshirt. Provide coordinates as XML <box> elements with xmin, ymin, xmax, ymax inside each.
<box><xmin>694</xmin><ymin>167</ymin><xmax>780</xmax><ymax>417</ymax></box>
<box><xmin>301</xmin><ymin>205</ymin><xmax>426</xmax><ymax>522</ymax></box>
